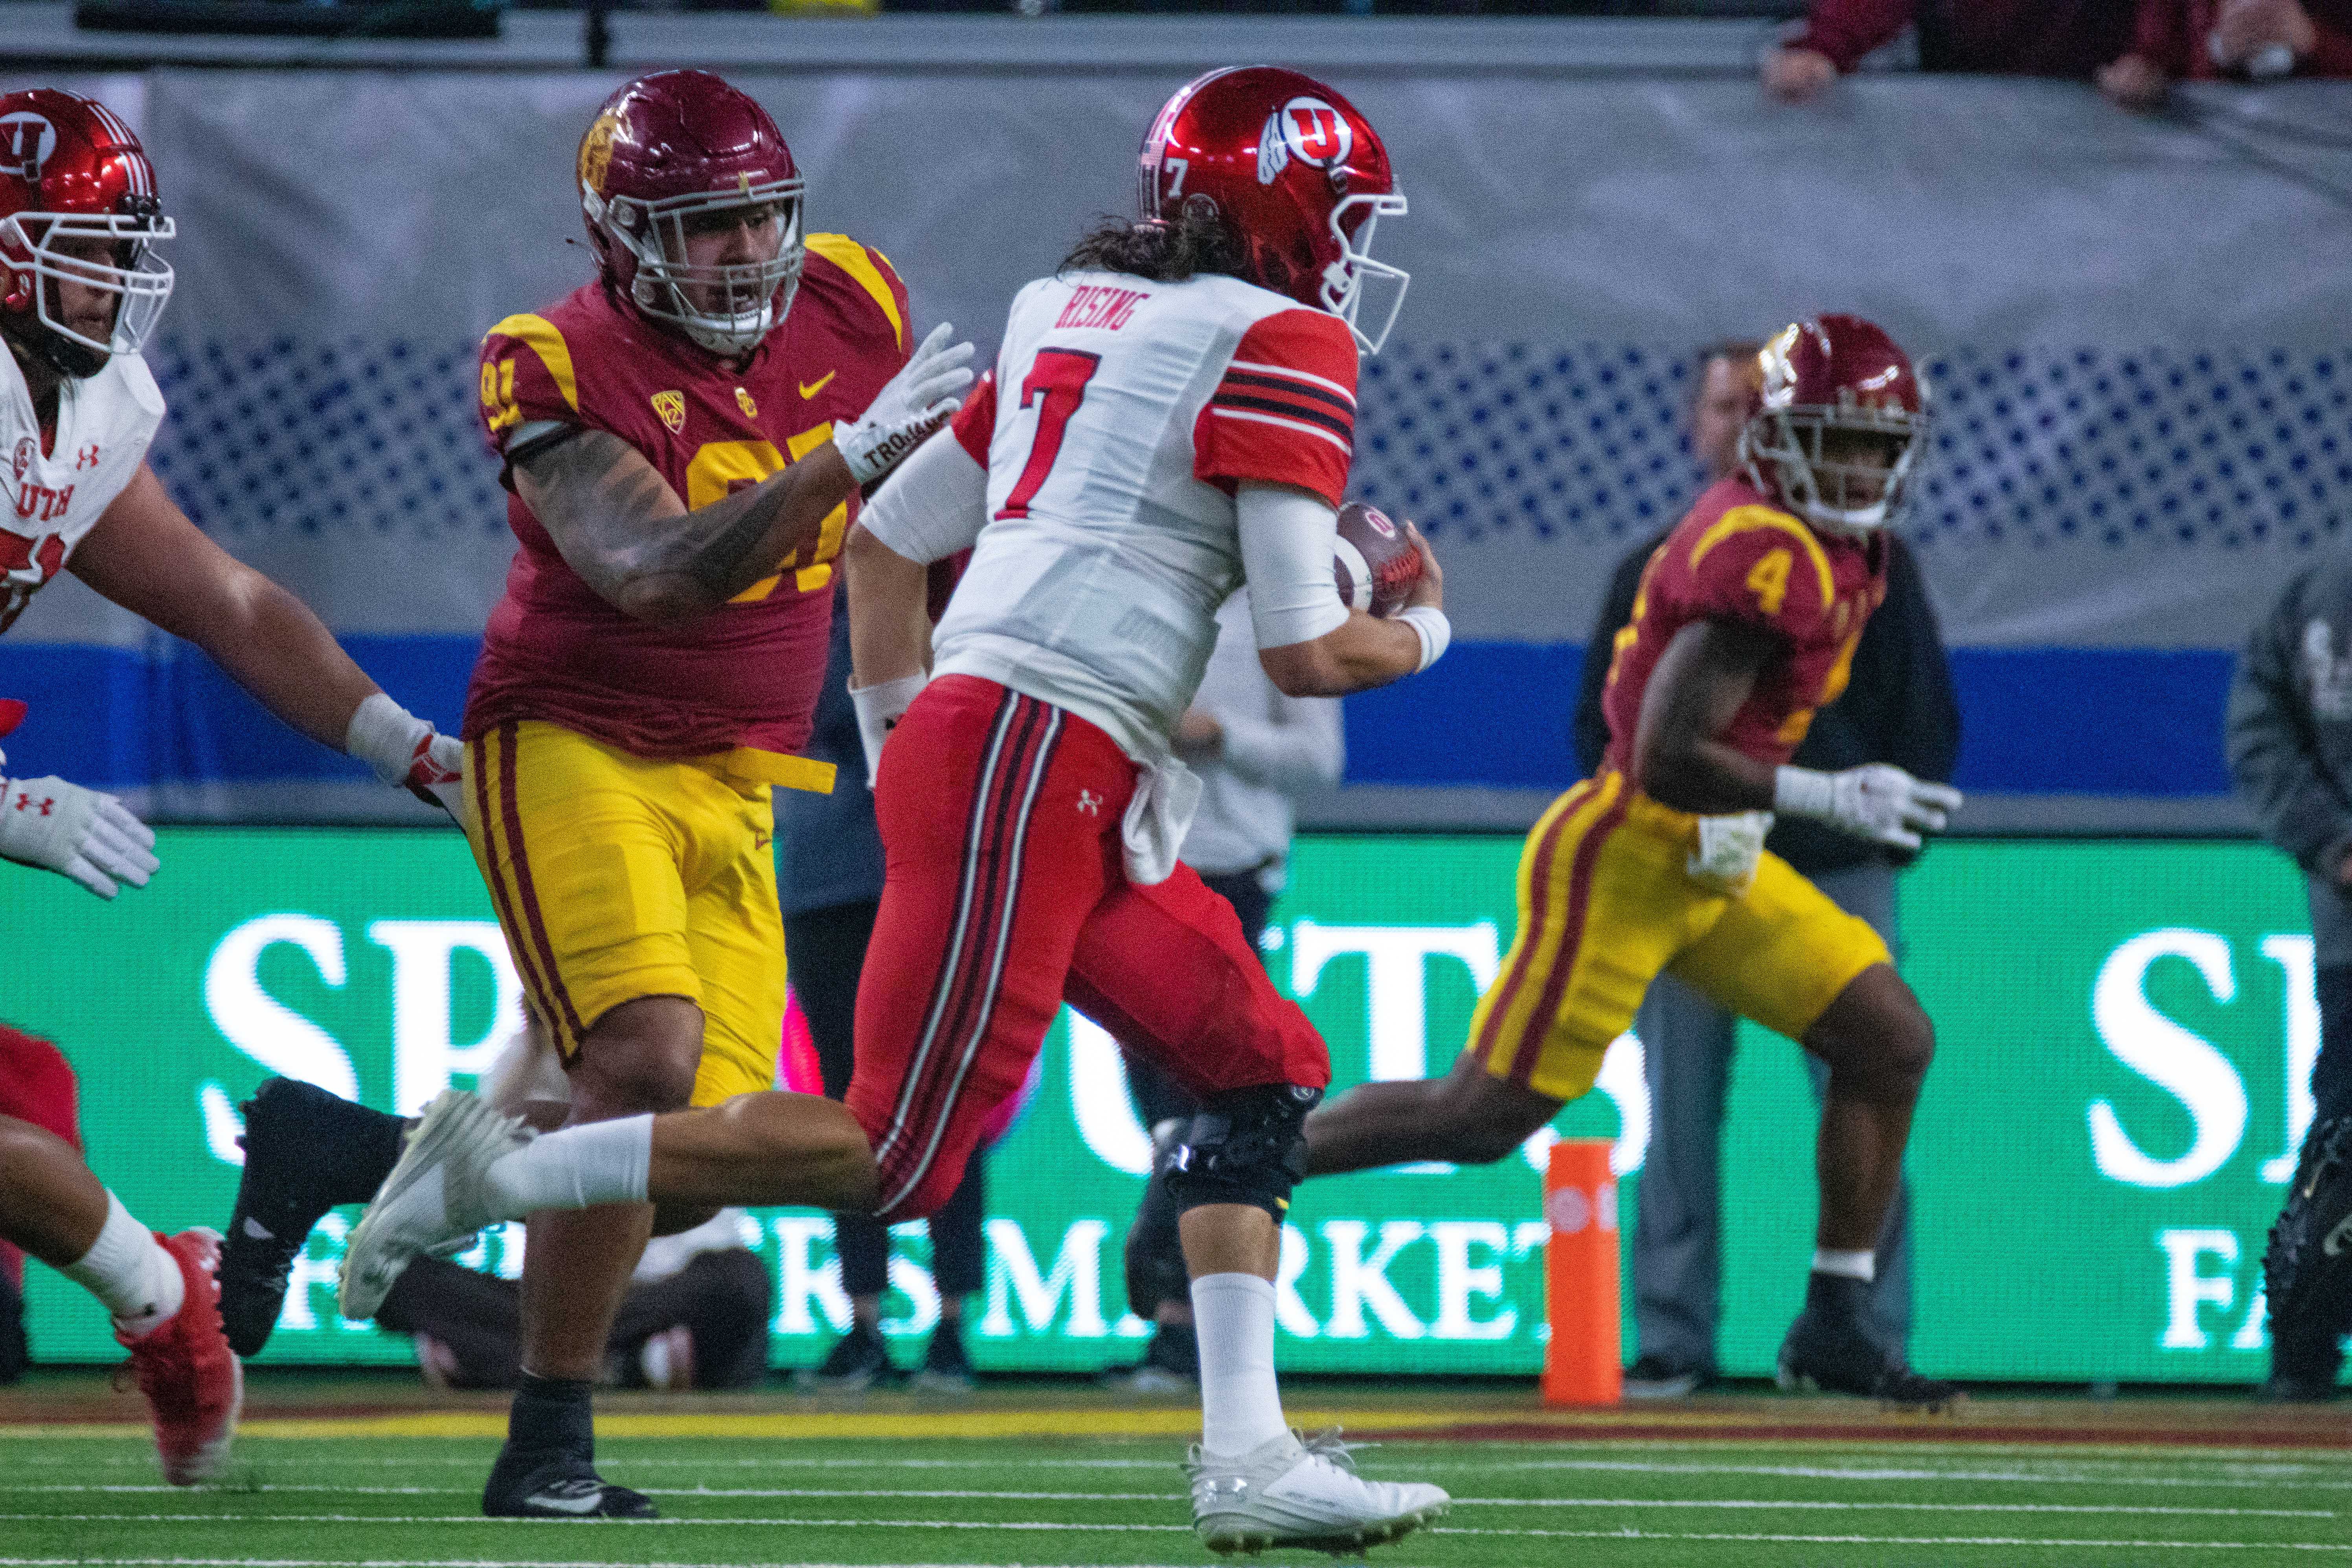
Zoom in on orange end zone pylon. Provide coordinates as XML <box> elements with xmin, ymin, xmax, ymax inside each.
<box><xmin>1543</xmin><ymin>1136</ymin><xmax>1621</xmax><ymax>1406</ymax></box>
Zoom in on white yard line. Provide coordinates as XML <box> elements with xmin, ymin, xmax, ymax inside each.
<box><xmin>6</xmin><ymin>1484</ymin><xmax>2332</xmax><ymax>1519</ymax></box>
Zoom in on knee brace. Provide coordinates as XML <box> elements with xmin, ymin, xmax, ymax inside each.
<box><xmin>1164</xmin><ymin>1083</ymin><xmax>1322</xmax><ymax>1221</ymax></box>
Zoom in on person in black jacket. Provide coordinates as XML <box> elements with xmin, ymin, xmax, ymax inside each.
<box><xmin>1570</xmin><ymin>342</ymin><xmax>1961</xmax><ymax>1398</ymax></box>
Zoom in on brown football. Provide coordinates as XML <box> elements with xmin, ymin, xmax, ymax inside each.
<box><xmin>1333</xmin><ymin>502</ymin><xmax>1422</xmax><ymax>619</ymax></box>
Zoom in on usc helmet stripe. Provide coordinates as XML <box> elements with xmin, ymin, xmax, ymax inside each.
<box><xmin>482</xmin><ymin>313</ymin><xmax>579</xmax><ymax>414</ymax></box>
<box><xmin>807</xmin><ymin>233</ymin><xmax>904</xmax><ymax>352</ymax></box>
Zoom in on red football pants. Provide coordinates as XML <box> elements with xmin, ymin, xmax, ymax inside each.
<box><xmin>849</xmin><ymin>676</ymin><xmax>1330</xmax><ymax>1222</ymax></box>
<box><xmin>0</xmin><ymin>1024</ymin><xmax>82</xmax><ymax>1289</ymax></box>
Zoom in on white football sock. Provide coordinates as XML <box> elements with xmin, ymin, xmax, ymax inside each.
<box><xmin>1192</xmin><ymin>1272</ymin><xmax>1288</xmax><ymax>1459</ymax></box>
<box><xmin>60</xmin><ymin>1192</ymin><xmax>184</xmax><ymax>1337</ymax></box>
<box><xmin>483</xmin><ymin>1114</ymin><xmax>653</xmax><ymax>1218</ymax></box>
<box><xmin>1812</xmin><ymin>1247</ymin><xmax>1876</xmax><ymax>1283</ymax></box>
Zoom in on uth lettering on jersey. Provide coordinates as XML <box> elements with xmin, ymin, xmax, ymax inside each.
<box><xmin>1054</xmin><ymin>285</ymin><xmax>1150</xmax><ymax>333</ymax></box>
<box><xmin>11</xmin><ymin>480</ymin><xmax>73</xmax><ymax>524</ymax></box>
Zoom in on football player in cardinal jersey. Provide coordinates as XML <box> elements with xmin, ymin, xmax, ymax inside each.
<box><xmin>1306</xmin><ymin>316</ymin><xmax>1967</xmax><ymax>1406</ymax></box>
<box><xmin>0</xmin><ymin>88</ymin><xmax>470</xmax><ymax>1485</ymax></box>
<box><xmin>338</xmin><ymin>66</ymin><xmax>1449</xmax><ymax>1554</ymax></box>
<box><xmin>215</xmin><ymin>71</ymin><xmax>969</xmax><ymax>1520</ymax></box>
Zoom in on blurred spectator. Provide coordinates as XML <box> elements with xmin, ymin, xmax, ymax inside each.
<box><xmin>2101</xmin><ymin>1</ymin><xmax>2352</xmax><ymax>109</ymax></box>
<box><xmin>0</xmin><ymin>1024</ymin><xmax>81</xmax><ymax>1384</ymax></box>
<box><xmin>1765</xmin><ymin>1</ymin><xmax>2136</xmax><ymax>101</ymax></box>
<box><xmin>376</xmin><ymin>1211</ymin><xmax>772</xmax><ymax>1391</ymax></box>
<box><xmin>776</xmin><ymin>576</ymin><xmax>986</xmax><ymax>1394</ymax></box>
<box><xmin>2224</xmin><ymin>561</ymin><xmax>2352</xmax><ymax>1401</ymax></box>
<box><xmin>1106</xmin><ymin>588</ymin><xmax>1344</xmax><ymax>1393</ymax></box>
<box><xmin>1575</xmin><ymin>341</ymin><xmax>1960</xmax><ymax>1397</ymax></box>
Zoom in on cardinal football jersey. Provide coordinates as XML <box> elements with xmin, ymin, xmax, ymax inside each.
<box><xmin>1</xmin><ymin>345</ymin><xmax>164</xmax><ymax>636</ymax></box>
<box><xmin>464</xmin><ymin>235</ymin><xmax>911</xmax><ymax>760</ymax></box>
<box><xmin>1600</xmin><ymin>476</ymin><xmax>1887</xmax><ymax>775</ymax></box>
<box><xmin>928</xmin><ymin>268</ymin><xmax>1358</xmax><ymax>758</ymax></box>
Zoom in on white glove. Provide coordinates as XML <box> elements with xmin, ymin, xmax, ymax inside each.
<box><xmin>1774</xmin><ymin>763</ymin><xmax>1963</xmax><ymax>851</ymax></box>
<box><xmin>0</xmin><ymin>774</ymin><xmax>159</xmax><ymax>899</ymax></box>
<box><xmin>346</xmin><ymin>693</ymin><xmax>465</xmax><ymax>819</ymax></box>
<box><xmin>1688</xmin><ymin>810</ymin><xmax>1771</xmax><ymax>891</ymax></box>
<box><xmin>850</xmin><ymin>673</ymin><xmax>928</xmax><ymax>787</ymax></box>
<box><xmin>835</xmin><ymin>322</ymin><xmax>977</xmax><ymax>486</ymax></box>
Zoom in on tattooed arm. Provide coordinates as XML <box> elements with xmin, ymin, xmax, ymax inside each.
<box><xmin>513</xmin><ymin>429</ymin><xmax>854</xmax><ymax>627</ymax></box>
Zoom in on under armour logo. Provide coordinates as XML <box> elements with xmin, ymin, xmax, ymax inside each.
<box><xmin>13</xmin><ymin>790</ymin><xmax>51</xmax><ymax>816</ymax></box>
<box><xmin>74</xmin><ymin>444</ymin><xmax>99</xmax><ymax>471</ymax></box>
<box><xmin>1077</xmin><ymin>789</ymin><xmax>1101</xmax><ymax>816</ymax></box>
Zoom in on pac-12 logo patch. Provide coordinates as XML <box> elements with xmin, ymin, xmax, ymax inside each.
<box><xmin>0</xmin><ymin>113</ymin><xmax>56</xmax><ymax>182</ymax></box>
<box><xmin>1257</xmin><ymin>97</ymin><xmax>1352</xmax><ymax>186</ymax></box>
<box><xmin>10</xmin><ymin>436</ymin><xmax>33</xmax><ymax>484</ymax></box>
<box><xmin>651</xmin><ymin>390</ymin><xmax>686</xmax><ymax>434</ymax></box>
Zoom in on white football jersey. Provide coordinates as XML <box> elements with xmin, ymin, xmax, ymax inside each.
<box><xmin>1</xmin><ymin>345</ymin><xmax>164</xmax><ymax>634</ymax></box>
<box><xmin>930</xmin><ymin>268</ymin><xmax>1359</xmax><ymax>760</ymax></box>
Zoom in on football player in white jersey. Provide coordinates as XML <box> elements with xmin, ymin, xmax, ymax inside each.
<box><xmin>0</xmin><ymin>88</ymin><xmax>464</xmax><ymax>1482</ymax></box>
<box><xmin>338</xmin><ymin>65</ymin><xmax>1450</xmax><ymax>1556</ymax></box>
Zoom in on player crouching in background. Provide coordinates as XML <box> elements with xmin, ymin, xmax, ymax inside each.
<box><xmin>1298</xmin><ymin>317</ymin><xmax>1966</xmax><ymax>1408</ymax></box>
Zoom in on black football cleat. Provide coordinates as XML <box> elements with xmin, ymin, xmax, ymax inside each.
<box><xmin>482</xmin><ymin>1449</ymin><xmax>657</xmax><ymax>1519</ymax></box>
<box><xmin>1776</xmin><ymin>1273</ymin><xmax>1959</xmax><ymax>1411</ymax></box>
<box><xmin>220</xmin><ymin>1077</ymin><xmax>406</xmax><ymax>1355</ymax></box>
<box><xmin>795</xmin><ymin>1319</ymin><xmax>895</xmax><ymax>1391</ymax></box>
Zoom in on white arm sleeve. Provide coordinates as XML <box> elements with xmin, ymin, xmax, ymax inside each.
<box><xmin>860</xmin><ymin>427</ymin><xmax>989</xmax><ymax>566</ymax></box>
<box><xmin>1237</xmin><ymin>482</ymin><xmax>1350</xmax><ymax>651</ymax></box>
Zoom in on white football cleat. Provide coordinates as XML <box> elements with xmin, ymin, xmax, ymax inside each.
<box><xmin>338</xmin><ymin>1090</ymin><xmax>530</xmax><ymax>1321</ymax></box>
<box><xmin>1187</xmin><ymin>1428</ymin><xmax>1448</xmax><ymax>1555</ymax></box>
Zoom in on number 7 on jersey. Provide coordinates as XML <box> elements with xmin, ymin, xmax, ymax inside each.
<box><xmin>996</xmin><ymin>349</ymin><xmax>1101</xmax><ymax>521</ymax></box>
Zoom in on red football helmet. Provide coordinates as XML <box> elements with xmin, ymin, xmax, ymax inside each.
<box><xmin>0</xmin><ymin>89</ymin><xmax>173</xmax><ymax>380</ymax></box>
<box><xmin>1738</xmin><ymin>314</ymin><xmax>1929</xmax><ymax>536</ymax></box>
<box><xmin>1139</xmin><ymin>66</ymin><xmax>1408</xmax><ymax>353</ymax></box>
<box><xmin>577</xmin><ymin>70</ymin><xmax>805</xmax><ymax>358</ymax></box>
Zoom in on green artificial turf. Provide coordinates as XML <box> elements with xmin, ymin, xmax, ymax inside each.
<box><xmin>1</xmin><ymin>1432</ymin><xmax>2343</xmax><ymax>1566</ymax></box>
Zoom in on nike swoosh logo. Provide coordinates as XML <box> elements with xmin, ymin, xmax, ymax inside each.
<box><xmin>2325</xmin><ymin>1213</ymin><xmax>2352</xmax><ymax>1257</ymax></box>
<box><xmin>525</xmin><ymin>1489</ymin><xmax>607</xmax><ymax>1515</ymax></box>
<box><xmin>242</xmin><ymin>1217</ymin><xmax>274</xmax><ymax>1241</ymax></box>
<box><xmin>799</xmin><ymin>371</ymin><xmax>836</xmax><ymax>399</ymax></box>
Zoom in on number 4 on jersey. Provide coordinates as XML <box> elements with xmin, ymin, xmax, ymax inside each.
<box><xmin>1746</xmin><ymin>547</ymin><xmax>1792</xmax><ymax>617</ymax></box>
<box><xmin>996</xmin><ymin>349</ymin><xmax>1100</xmax><ymax>520</ymax></box>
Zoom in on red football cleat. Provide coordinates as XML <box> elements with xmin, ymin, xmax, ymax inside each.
<box><xmin>119</xmin><ymin>1228</ymin><xmax>242</xmax><ymax>1485</ymax></box>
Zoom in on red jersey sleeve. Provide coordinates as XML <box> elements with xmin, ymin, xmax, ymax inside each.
<box><xmin>477</xmin><ymin>312</ymin><xmax>587</xmax><ymax>461</ymax></box>
<box><xmin>1193</xmin><ymin>307</ymin><xmax>1358</xmax><ymax>509</ymax></box>
<box><xmin>1677</xmin><ymin>503</ymin><xmax>1839</xmax><ymax>640</ymax></box>
<box><xmin>951</xmin><ymin>369</ymin><xmax>998</xmax><ymax>466</ymax></box>
<box><xmin>805</xmin><ymin>234</ymin><xmax>913</xmax><ymax>371</ymax></box>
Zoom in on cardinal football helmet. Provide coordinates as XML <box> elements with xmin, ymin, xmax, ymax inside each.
<box><xmin>1139</xmin><ymin>66</ymin><xmax>1408</xmax><ymax>354</ymax></box>
<box><xmin>577</xmin><ymin>70</ymin><xmax>805</xmax><ymax>358</ymax></box>
<box><xmin>1739</xmin><ymin>314</ymin><xmax>1928</xmax><ymax>536</ymax></box>
<box><xmin>0</xmin><ymin>89</ymin><xmax>173</xmax><ymax>380</ymax></box>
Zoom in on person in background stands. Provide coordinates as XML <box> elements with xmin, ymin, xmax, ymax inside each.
<box><xmin>2225</xmin><ymin>562</ymin><xmax>2352</xmax><ymax>1402</ymax></box>
<box><xmin>776</xmin><ymin>577</ymin><xmax>987</xmax><ymax>1393</ymax></box>
<box><xmin>1763</xmin><ymin>0</ymin><xmax>2136</xmax><ymax>102</ymax></box>
<box><xmin>1107</xmin><ymin>586</ymin><xmax>1344</xmax><ymax>1393</ymax></box>
<box><xmin>1571</xmin><ymin>338</ymin><xmax>1960</xmax><ymax>1398</ymax></box>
